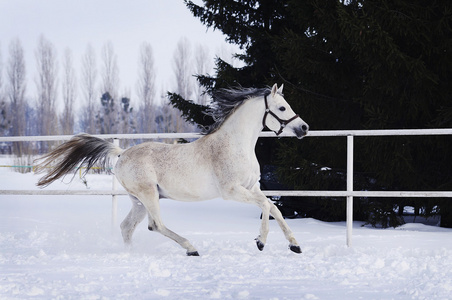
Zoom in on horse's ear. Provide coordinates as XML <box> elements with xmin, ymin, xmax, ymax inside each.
<box><xmin>271</xmin><ymin>83</ymin><xmax>278</xmax><ymax>96</ymax></box>
<box><xmin>277</xmin><ymin>84</ymin><xmax>284</xmax><ymax>94</ymax></box>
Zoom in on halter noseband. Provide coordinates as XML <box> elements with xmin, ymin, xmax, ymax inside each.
<box><xmin>263</xmin><ymin>93</ymin><xmax>299</xmax><ymax>136</ymax></box>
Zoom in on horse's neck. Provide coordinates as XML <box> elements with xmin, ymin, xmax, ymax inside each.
<box><xmin>216</xmin><ymin>97</ymin><xmax>265</xmax><ymax>151</ymax></box>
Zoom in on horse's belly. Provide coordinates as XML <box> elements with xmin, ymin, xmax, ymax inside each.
<box><xmin>158</xmin><ymin>174</ymin><xmax>220</xmax><ymax>202</ymax></box>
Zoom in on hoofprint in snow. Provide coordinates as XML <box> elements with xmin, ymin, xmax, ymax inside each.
<box><xmin>1</xmin><ymin>159</ymin><xmax>452</xmax><ymax>299</ymax></box>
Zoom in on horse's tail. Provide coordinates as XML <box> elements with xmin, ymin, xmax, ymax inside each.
<box><xmin>35</xmin><ymin>134</ymin><xmax>124</xmax><ymax>187</ymax></box>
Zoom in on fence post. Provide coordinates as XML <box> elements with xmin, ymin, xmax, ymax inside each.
<box><xmin>112</xmin><ymin>138</ymin><xmax>120</xmax><ymax>230</ymax></box>
<box><xmin>346</xmin><ymin>135</ymin><xmax>354</xmax><ymax>247</ymax></box>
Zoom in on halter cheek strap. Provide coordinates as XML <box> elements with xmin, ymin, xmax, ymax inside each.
<box><xmin>263</xmin><ymin>94</ymin><xmax>299</xmax><ymax>136</ymax></box>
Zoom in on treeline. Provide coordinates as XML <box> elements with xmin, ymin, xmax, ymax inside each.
<box><xmin>0</xmin><ymin>35</ymin><xmax>217</xmax><ymax>155</ymax></box>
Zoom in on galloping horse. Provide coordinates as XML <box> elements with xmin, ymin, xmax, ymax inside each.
<box><xmin>36</xmin><ymin>84</ymin><xmax>309</xmax><ymax>256</ymax></box>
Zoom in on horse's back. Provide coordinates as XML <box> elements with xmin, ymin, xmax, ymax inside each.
<box><xmin>114</xmin><ymin>141</ymin><xmax>221</xmax><ymax>201</ymax></box>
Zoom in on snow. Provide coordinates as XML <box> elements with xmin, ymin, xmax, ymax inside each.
<box><xmin>1</xmin><ymin>156</ymin><xmax>452</xmax><ymax>299</ymax></box>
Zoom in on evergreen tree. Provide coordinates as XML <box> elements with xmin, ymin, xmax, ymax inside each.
<box><xmin>177</xmin><ymin>0</ymin><xmax>452</xmax><ymax>227</ymax></box>
<box><xmin>120</xmin><ymin>96</ymin><xmax>136</xmax><ymax>135</ymax></box>
<box><xmin>96</xmin><ymin>92</ymin><xmax>116</xmax><ymax>134</ymax></box>
<box><xmin>273</xmin><ymin>0</ymin><xmax>452</xmax><ymax>226</ymax></box>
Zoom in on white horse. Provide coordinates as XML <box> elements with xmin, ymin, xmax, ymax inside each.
<box><xmin>36</xmin><ymin>84</ymin><xmax>309</xmax><ymax>256</ymax></box>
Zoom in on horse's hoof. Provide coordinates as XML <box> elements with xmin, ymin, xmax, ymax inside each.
<box><xmin>187</xmin><ymin>251</ymin><xmax>200</xmax><ymax>256</ymax></box>
<box><xmin>255</xmin><ymin>238</ymin><xmax>265</xmax><ymax>251</ymax></box>
<box><xmin>289</xmin><ymin>245</ymin><xmax>302</xmax><ymax>254</ymax></box>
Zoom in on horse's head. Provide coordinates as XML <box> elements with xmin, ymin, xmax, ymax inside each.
<box><xmin>263</xmin><ymin>84</ymin><xmax>309</xmax><ymax>139</ymax></box>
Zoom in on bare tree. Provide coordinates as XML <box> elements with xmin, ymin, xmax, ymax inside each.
<box><xmin>0</xmin><ymin>44</ymin><xmax>2</xmax><ymax>84</ymax></box>
<box><xmin>0</xmin><ymin>44</ymin><xmax>2</xmax><ymax>93</ymax></box>
<box><xmin>60</xmin><ymin>48</ymin><xmax>76</xmax><ymax>134</ymax></box>
<box><xmin>136</xmin><ymin>42</ymin><xmax>156</xmax><ymax>133</ymax></box>
<box><xmin>172</xmin><ymin>37</ymin><xmax>195</xmax><ymax>132</ymax></box>
<box><xmin>173</xmin><ymin>37</ymin><xmax>193</xmax><ymax>100</ymax></box>
<box><xmin>35</xmin><ymin>35</ymin><xmax>58</xmax><ymax>139</ymax></box>
<box><xmin>98</xmin><ymin>41</ymin><xmax>119</xmax><ymax>134</ymax></box>
<box><xmin>100</xmin><ymin>41</ymin><xmax>119</xmax><ymax>99</ymax></box>
<box><xmin>118</xmin><ymin>89</ymin><xmax>136</xmax><ymax>146</ymax></box>
<box><xmin>80</xmin><ymin>44</ymin><xmax>97</xmax><ymax>133</ymax></box>
<box><xmin>0</xmin><ymin>44</ymin><xmax>10</xmax><ymax>138</ymax></box>
<box><xmin>6</xmin><ymin>39</ymin><xmax>27</xmax><ymax>155</ymax></box>
<box><xmin>155</xmin><ymin>90</ymin><xmax>176</xmax><ymax>134</ymax></box>
<box><xmin>194</xmin><ymin>44</ymin><xmax>212</xmax><ymax>106</ymax></box>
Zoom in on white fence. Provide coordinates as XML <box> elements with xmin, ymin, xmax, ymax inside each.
<box><xmin>1</xmin><ymin>129</ymin><xmax>452</xmax><ymax>247</ymax></box>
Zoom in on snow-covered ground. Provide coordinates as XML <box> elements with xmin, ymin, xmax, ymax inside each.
<box><xmin>1</xmin><ymin>156</ymin><xmax>452</xmax><ymax>299</ymax></box>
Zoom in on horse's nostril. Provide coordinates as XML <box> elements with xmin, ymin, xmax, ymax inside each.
<box><xmin>302</xmin><ymin>124</ymin><xmax>308</xmax><ymax>132</ymax></box>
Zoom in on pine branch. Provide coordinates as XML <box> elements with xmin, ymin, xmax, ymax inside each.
<box><xmin>167</xmin><ymin>92</ymin><xmax>214</xmax><ymax>130</ymax></box>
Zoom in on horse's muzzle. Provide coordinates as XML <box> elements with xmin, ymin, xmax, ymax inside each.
<box><xmin>294</xmin><ymin>124</ymin><xmax>309</xmax><ymax>139</ymax></box>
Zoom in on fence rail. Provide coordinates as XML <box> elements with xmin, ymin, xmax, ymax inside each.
<box><xmin>2</xmin><ymin>189</ymin><xmax>452</xmax><ymax>198</ymax></box>
<box><xmin>1</xmin><ymin>128</ymin><xmax>452</xmax><ymax>247</ymax></box>
<box><xmin>2</xmin><ymin>128</ymin><xmax>452</xmax><ymax>142</ymax></box>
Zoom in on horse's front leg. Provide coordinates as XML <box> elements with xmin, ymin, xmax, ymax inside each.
<box><xmin>224</xmin><ymin>184</ymin><xmax>301</xmax><ymax>254</ymax></box>
<box><xmin>253</xmin><ymin>196</ymin><xmax>271</xmax><ymax>251</ymax></box>
<box><xmin>268</xmin><ymin>200</ymin><xmax>302</xmax><ymax>253</ymax></box>
<box><xmin>254</xmin><ymin>190</ymin><xmax>301</xmax><ymax>253</ymax></box>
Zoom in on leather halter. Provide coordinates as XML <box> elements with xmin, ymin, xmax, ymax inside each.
<box><xmin>263</xmin><ymin>93</ymin><xmax>299</xmax><ymax>136</ymax></box>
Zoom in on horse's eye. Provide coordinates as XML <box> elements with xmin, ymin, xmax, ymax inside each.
<box><xmin>279</xmin><ymin>106</ymin><xmax>286</xmax><ymax>112</ymax></box>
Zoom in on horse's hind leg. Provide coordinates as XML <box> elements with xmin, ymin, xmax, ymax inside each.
<box><xmin>120</xmin><ymin>195</ymin><xmax>147</xmax><ymax>245</ymax></box>
<box><xmin>138</xmin><ymin>186</ymin><xmax>200</xmax><ymax>256</ymax></box>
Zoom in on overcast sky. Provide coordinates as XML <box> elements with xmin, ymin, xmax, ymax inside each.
<box><xmin>0</xmin><ymin>0</ymin><xmax>239</xmax><ymax>107</ymax></box>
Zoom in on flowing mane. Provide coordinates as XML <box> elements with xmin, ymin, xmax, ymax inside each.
<box><xmin>202</xmin><ymin>87</ymin><xmax>271</xmax><ymax>135</ymax></box>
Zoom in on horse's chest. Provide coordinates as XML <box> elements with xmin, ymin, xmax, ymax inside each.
<box><xmin>213</xmin><ymin>151</ymin><xmax>260</xmax><ymax>186</ymax></box>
